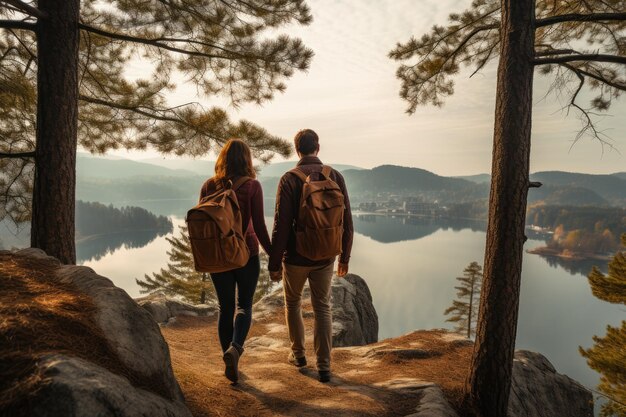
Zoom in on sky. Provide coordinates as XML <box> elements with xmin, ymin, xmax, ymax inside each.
<box><xmin>110</xmin><ymin>0</ymin><xmax>625</xmax><ymax>176</ymax></box>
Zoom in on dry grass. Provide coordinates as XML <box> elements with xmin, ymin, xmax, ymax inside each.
<box><xmin>0</xmin><ymin>253</ymin><xmax>169</xmax><ymax>417</ymax></box>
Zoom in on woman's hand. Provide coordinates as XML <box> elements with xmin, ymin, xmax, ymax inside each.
<box><xmin>269</xmin><ymin>268</ymin><xmax>283</xmax><ymax>282</ymax></box>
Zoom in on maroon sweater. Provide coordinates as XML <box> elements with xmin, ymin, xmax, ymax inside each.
<box><xmin>199</xmin><ymin>177</ymin><xmax>271</xmax><ymax>257</ymax></box>
<box><xmin>269</xmin><ymin>156</ymin><xmax>354</xmax><ymax>272</ymax></box>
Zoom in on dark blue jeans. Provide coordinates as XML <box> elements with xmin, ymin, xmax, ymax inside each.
<box><xmin>210</xmin><ymin>255</ymin><xmax>260</xmax><ymax>353</ymax></box>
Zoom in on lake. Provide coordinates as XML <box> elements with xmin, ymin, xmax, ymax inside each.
<box><xmin>1</xmin><ymin>202</ymin><xmax>622</xmax><ymax>413</ymax></box>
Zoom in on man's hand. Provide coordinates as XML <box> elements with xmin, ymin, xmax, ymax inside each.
<box><xmin>269</xmin><ymin>269</ymin><xmax>283</xmax><ymax>282</ymax></box>
<box><xmin>337</xmin><ymin>262</ymin><xmax>349</xmax><ymax>278</ymax></box>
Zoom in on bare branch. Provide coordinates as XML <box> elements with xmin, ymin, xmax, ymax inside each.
<box><xmin>558</xmin><ymin>63</ymin><xmax>626</xmax><ymax>92</ymax></box>
<box><xmin>0</xmin><ymin>0</ymin><xmax>45</xmax><ymax>19</ymax></box>
<box><xmin>534</xmin><ymin>54</ymin><xmax>626</xmax><ymax>66</ymax></box>
<box><xmin>0</xmin><ymin>19</ymin><xmax>36</xmax><ymax>31</ymax></box>
<box><xmin>536</xmin><ymin>12</ymin><xmax>626</xmax><ymax>27</ymax></box>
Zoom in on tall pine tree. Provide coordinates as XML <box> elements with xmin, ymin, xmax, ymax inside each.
<box><xmin>391</xmin><ymin>2</ymin><xmax>625</xmax><ymax>415</ymax></box>
<box><xmin>0</xmin><ymin>1</ymin><xmax>313</xmax><ymax>263</ymax></box>
<box><xmin>444</xmin><ymin>261</ymin><xmax>483</xmax><ymax>339</ymax></box>
<box><xmin>580</xmin><ymin>234</ymin><xmax>626</xmax><ymax>417</ymax></box>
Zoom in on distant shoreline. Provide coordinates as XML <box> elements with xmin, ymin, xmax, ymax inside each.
<box><xmin>353</xmin><ymin>211</ymin><xmax>487</xmax><ymax>222</ymax></box>
<box><xmin>76</xmin><ymin>228</ymin><xmax>171</xmax><ymax>243</ymax></box>
<box><xmin>526</xmin><ymin>246</ymin><xmax>611</xmax><ymax>262</ymax></box>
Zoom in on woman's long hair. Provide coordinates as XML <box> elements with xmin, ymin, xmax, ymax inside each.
<box><xmin>214</xmin><ymin>139</ymin><xmax>256</xmax><ymax>180</ymax></box>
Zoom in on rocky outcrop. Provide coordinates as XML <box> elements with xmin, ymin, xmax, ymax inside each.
<box><xmin>137</xmin><ymin>293</ymin><xmax>217</xmax><ymax>324</ymax></box>
<box><xmin>407</xmin><ymin>387</ymin><xmax>460</xmax><ymax>417</ymax></box>
<box><xmin>509</xmin><ymin>350</ymin><xmax>593</xmax><ymax>417</ymax></box>
<box><xmin>10</xmin><ymin>248</ymin><xmax>191</xmax><ymax>417</ymax></box>
<box><xmin>253</xmin><ymin>273</ymin><xmax>379</xmax><ymax>346</ymax></box>
<box><xmin>31</xmin><ymin>355</ymin><xmax>192</xmax><ymax>417</ymax></box>
<box><xmin>331</xmin><ymin>274</ymin><xmax>379</xmax><ymax>346</ymax></box>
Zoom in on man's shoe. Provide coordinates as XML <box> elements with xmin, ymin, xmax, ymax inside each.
<box><xmin>318</xmin><ymin>370</ymin><xmax>331</xmax><ymax>383</ymax></box>
<box><xmin>223</xmin><ymin>345</ymin><xmax>240</xmax><ymax>383</ymax></box>
<box><xmin>288</xmin><ymin>352</ymin><xmax>307</xmax><ymax>367</ymax></box>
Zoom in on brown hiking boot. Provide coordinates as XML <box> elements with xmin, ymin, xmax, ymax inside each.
<box><xmin>288</xmin><ymin>352</ymin><xmax>307</xmax><ymax>367</ymax></box>
<box><xmin>318</xmin><ymin>370</ymin><xmax>331</xmax><ymax>383</ymax></box>
<box><xmin>223</xmin><ymin>345</ymin><xmax>240</xmax><ymax>383</ymax></box>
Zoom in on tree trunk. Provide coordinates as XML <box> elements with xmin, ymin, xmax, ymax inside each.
<box><xmin>467</xmin><ymin>279</ymin><xmax>474</xmax><ymax>339</ymax></box>
<box><xmin>465</xmin><ymin>0</ymin><xmax>535</xmax><ymax>416</ymax></box>
<box><xmin>31</xmin><ymin>0</ymin><xmax>80</xmax><ymax>264</ymax></box>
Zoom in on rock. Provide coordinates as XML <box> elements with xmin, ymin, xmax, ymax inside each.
<box><xmin>136</xmin><ymin>293</ymin><xmax>217</xmax><ymax>324</ymax></box>
<box><xmin>252</xmin><ymin>273</ymin><xmax>379</xmax><ymax>347</ymax></box>
<box><xmin>13</xmin><ymin>248</ymin><xmax>191</xmax><ymax>414</ymax></box>
<box><xmin>331</xmin><ymin>274</ymin><xmax>379</xmax><ymax>347</ymax></box>
<box><xmin>30</xmin><ymin>355</ymin><xmax>192</xmax><ymax>417</ymax></box>
<box><xmin>405</xmin><ymin>386</ymin><xmax>460</xmax><ymax>417</ymax></box>
<box><xmin>509</xmin><ymin>350</ymin><xmax>594</xmax><ymax>417</ymax></box>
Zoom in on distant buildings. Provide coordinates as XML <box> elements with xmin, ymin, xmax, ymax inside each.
<box><xmin>357</xmin><ymin>196</ymin><xmax>442</xmax><ymax>217</ymax></box>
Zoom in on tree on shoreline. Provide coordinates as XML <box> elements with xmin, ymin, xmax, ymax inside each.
<box><xmin>391</xmin><ymin>1</ymin><xmax>625</xmax><ymax>415</ymax></box>
<box><xmin>444</xmin><ymin>261</ymin><xmax>483</xmax><ymax>339</ymax></box>
<box><xmin>137</xmin><ymin>225</ymin><xmax>213</xmax><ymax>304</ymax></box>
<box><xmin>0</xmin><ymin>0</ymin><xmax>313</xmax><ymax>264</ymax></box>
<box><xmin>137</xmin><ymin>224</ymin><xmax>275</xmax><ymax>304</ymax></box>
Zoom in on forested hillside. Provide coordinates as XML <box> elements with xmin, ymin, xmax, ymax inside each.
<box><xmin>75</xmin><ymin>201</ymin><xmax>172</xmax><ymax>238</ymax></box>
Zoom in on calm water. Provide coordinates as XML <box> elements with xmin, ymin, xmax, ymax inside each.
<box><xmin>1</xmin><ymin>202</ymin><xmax>622</xmax><ymax>412</ymax></box>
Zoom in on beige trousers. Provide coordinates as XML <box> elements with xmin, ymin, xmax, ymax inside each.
<box><xmin>282</xmin><ymin>261</ymin><xmax>334</xmax><ymax>372</ymax></box>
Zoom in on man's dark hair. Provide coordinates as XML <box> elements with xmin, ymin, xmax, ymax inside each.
<box><xmin>294</xmin><ymin>129</ymin><xmax>319</xmax><ymax>155</ymax></box>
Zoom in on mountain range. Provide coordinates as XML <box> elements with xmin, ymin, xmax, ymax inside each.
<box><xmin>76</xmin><ymin>154</ymin><xmax>626</xmax><ymax>208</ymax></box>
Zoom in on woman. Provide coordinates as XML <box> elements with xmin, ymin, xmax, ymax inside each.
<box><xmin>199</xmin><ymin>139</ymin><xmax>271</xmax><ymax>384</ymax></box>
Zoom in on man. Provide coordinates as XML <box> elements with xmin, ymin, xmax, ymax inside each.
<box><xmin>269</xmin><ymin>129</ymin><xmax>354</xmax><ymax>383</ymax></box>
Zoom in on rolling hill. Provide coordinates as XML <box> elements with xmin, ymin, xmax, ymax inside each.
<box><xmin>78</xmin><ymin>154</ymin><xmax>198</xmax><ymax>178</ymax></box>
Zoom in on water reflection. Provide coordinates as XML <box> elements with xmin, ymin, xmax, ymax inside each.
<box><xmin>532</xmin><ymin>253</ymin><xmax>604</xmax><ymax>276</ymax></box>
<box><xmin>76</xmin><ymin>229</ymin><xmax>171</xmax><ymax>263</ymax></box>
<box><xmin>353</xmin><ymin>214</ymin><xmax>486</xmax><ymax>243</ymax></box>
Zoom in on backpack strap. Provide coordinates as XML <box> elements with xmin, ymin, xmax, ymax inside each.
<box><xmin>288</xmin><ymin>168</ymin><xmax>309</xmax><ymax>183</ymax></box>
<box><xmin>321</xmin><ymin>165</ymin><xmax>332</xmax><ymax>179</ymax></box>
<box><xmin>230</xmin><ymin>176</ymin><xmax>252</xmax><ymax>191</ymax></box>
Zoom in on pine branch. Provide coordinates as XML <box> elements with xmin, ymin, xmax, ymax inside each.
<box><xmin>0</xmin><ymin>19</ymin><xmax>36</xmax><ymax>31</ymax></box>
<box><xmin>534</xmin><ymin>54</ymin><xmax>626</xmax><ymax>66</ymax></box>
<box><xmin>536</xmin><ymin>12</ymin><xmax>626</xmax><ymax>28</ymax></box>
<box><xmin>0</xmin><ymin>0</ymin><xmax>45</xmax><ymax>19</ymax></box>
<box><xmin>0</xmin><ymin>151</ymin><xmax>35</xmax><ymax>158</ymax></box>
<box><xmin>78</xmin><ymin>23</ymin><xmax>237</xmax><ymax>60</ymax></box>
<box><xmin>79</xmin><ymin>94</ymin><xmax>182</xmax><ymax>123</ymax></box>
<box><xmin>535</xmin><ymin>48</ymin><xmax>581</xmax><ymax>57</ymax></box>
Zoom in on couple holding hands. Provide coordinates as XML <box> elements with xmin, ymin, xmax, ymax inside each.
<box><xmin>192</xmin><ymin>129</ymin><xmax>354</xmax><ymax>384</ymax></box>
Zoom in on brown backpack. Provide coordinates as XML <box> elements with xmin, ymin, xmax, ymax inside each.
<box><xmin>289</xmin><ymin>165</ymin><xmax>345</xmax><ymax>261</ymax></box>
<box><xmin>186</xmin><ymin>177</ymin><xmax>251</xmax><ymax>273</ymax></box>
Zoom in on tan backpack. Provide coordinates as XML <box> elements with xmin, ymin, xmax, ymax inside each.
<box><xmin>186</xmin><ymin>177</ymin><xmax>251</xmax><ymax>273</ymax></box>
<box><xmin>289</xmin><ymin>165</ymin><xmax>345</xmax><ymax>261</ymax></box>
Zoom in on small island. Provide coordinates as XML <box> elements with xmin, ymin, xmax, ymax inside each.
<box><xmin>526</xmin><ymin>205</ymin><xmax>625</xmax><ymax>261</ymax></box>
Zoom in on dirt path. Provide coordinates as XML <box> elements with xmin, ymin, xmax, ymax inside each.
<box><xmin>162</xmin><ymin>301</ymin><xmax>472</xmax><ymax>417</ymax></box>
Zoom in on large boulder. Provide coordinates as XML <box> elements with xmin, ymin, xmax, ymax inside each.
<box><xmin>253</xmin><ymin>273</ymin><xmax>378</xmax><ymax>347</ymax></box>
<box><xmin>509</xmin><ymin>350</ymin><xmax>593</xmax><ymax>417</ymax></box>
<box><xmin>395</xmin><ymin>348</ymin><xmax>593</xmax><ymax>417</ymax></box>
<box><xmin>136</xmin><ymin>293</ymin><xmax>217</xmax><ymax>324</ymax></box>
<box><xmin>30</xmin><ymin>355</ymin><xmax>192</xmax><ymax>417</ymax></box>
<box><xmin>12</xmin><ymin>248</ymin><xmax>191</xmax><ymax>417</ymax></box>
<box><xmin>331</xmin><ymin>274</ymin><xmax>379</xmax><ymax>346</ymax></box>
